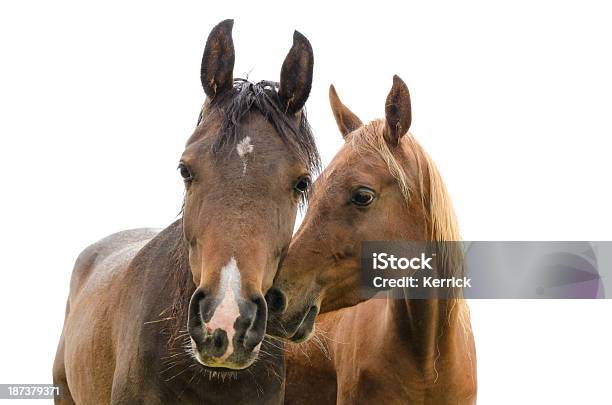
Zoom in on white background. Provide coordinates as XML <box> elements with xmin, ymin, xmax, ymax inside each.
<box><xmin>1</xmin><ymin>1</ymin><xmax>611</xmax><ymax>404</ymax></box>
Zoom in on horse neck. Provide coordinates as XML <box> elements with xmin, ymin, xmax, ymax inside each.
<box><xmin>169</xmin><ymin>223</ymin><xmax>195</xmax><ymax>330</ymax></box>
<box><xmin>386</xmin><ymin>297</ymin><xmax>475</xmax><ymax>398</ymax></box>
<box><xmin>384</xmin><ymin>238</ymin><xmax>467</xmax><ymax>368</ymax></box>
<box><xmin>388</xmin><ymin>295</ymin><xmax>462</xmax><ymax>350</ymax></box>
<box><xmin>143</xmin><ymin>219</ymin><xmax>195</xmax><ymax>341</ymax></box>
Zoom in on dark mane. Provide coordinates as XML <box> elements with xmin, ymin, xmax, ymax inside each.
<box><xmin>198</xmin><ymin>78</ymin><xmax>321</xmax><ymax>177</ymax></box>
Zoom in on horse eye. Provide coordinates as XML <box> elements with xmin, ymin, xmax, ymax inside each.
<box><xmin>294</xmin><ymin>176</ymin><xmax>311</xmax><ymax>194</ymax></box>
<box><xmin>351</xmin><ymin>187</ymin><xmax>376</xmax><ymax>206</ymax></box>
<box><xmin>178</xmin><ymin>163</ymin><xmax>193</xmax><ymax>182</ymax></box>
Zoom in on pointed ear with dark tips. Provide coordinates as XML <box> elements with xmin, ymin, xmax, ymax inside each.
<box><xmin>201</xmin><ymin>19</ymin><xmax>235</xmax><ymax>98</ymax></box>
<box><xmin>329</xmin><ymin>85</ymin><xmax>363</xmax><ymax>138</ymax></box>
<box><xmin>384</xmin><ymin>75</ymin><xmax>412</xmax><ymax>147</ymax></box>
<box><xmin>279</xmin><ymin>31</ymin><xmax>314</xmax><ymax>114</ymax></box>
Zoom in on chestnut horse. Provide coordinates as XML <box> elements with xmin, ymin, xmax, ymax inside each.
<box><xmin>266</xmin><ymin>76</ymin><xmax>476</xmax><ymax>404</ymax></box>
<box><xmin>53</xmin><ymin>20</ymin><xmax>320</xmax><ymax>404</ymax></box>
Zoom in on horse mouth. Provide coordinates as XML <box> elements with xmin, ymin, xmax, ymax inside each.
<box><xmin>193</xmin><ymin>352</ymin><xmax>255</xmax><ymax>370</ymax></box>
<box><xmin>195</xmin><ymin>362</ymin><xmax>244</xmax><ymax>374</ymax></box>
<box><xmin>189</xmin><ymin>337</ymin><xmax>259</xmax><ymax>370</ymax></box>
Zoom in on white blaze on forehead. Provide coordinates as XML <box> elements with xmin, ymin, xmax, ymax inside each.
<box><xmin>206</xmin><ymin>257</ymin><xmax>241</xmax><ymax>360</ymax></box>
<box><xmin>236</xmin><ymin>136</ymin><xmax>254</xmax><ymax>175</ymax></box>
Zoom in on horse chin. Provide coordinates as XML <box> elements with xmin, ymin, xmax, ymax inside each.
<box><xmin>288</xmin><ymin>304</ymin><xmax>319</xmax><ymax>343</ymax></box>
<box><xmin>289</xmin><ymin>322</ymin><xmax>315</xmax><ymax>343</ymax></box>
<box><xmin>192</xmin><ymin>349</ymin><xmax>257</xmax><ymax>371</ymax></box>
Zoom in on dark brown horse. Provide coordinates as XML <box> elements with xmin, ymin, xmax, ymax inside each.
<box><xmin>53</xmin><ymin>19</ymin><xmax>320</xmax><ymax>404</ymax></box>
<box><xmin>266</xmin><ymin>76</ymin><xmax>476</xmax><ymax>404</ymax></box>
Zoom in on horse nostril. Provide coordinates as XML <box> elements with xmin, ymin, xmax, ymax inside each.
<box><xmin>207</xmin><ymin>329</ymin><xmax>228</xmax><ymax>357</ymax></box>
<box><xmin>265</xmin><ymin>287</ymin><xmax>287</xmax><ymax>315</ymax></box>
<box><xmin>242</xmin><ymin>295</ymin><xmax>267</xmax><ymax>352</ymax></box>
<box><xmin>188</xmin><ymin>289</ymin><xmax>207</xmax><ymax>341</ymax></box>
<box><xmin>212</xmin><ymin>329</ymin><xmax>226</xmax><ymax>349</ymax></box>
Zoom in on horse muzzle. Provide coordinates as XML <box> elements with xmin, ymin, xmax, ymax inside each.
<box><xmin>188</xmin><ymin>288</ymin><xmax>267</xmax><ymax>369</ymax></box>
<box><xmin>266</xmin><ymin>287</ymin><xmax>318</xmax><ymax>342</ymax></box>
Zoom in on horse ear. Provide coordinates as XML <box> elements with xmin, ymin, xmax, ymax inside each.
<box><xmin>279</xmin><ymin>31</ymin><xmax>314</xmax><ymax>115</ymax></box>
<box><xmin>201</xmin><ymin>19</ymin><xmax>235</xmax><ymax>99</ymax></box>
<box><xmin>384</xmin><ymin>75</ymin><xmax>412</xmax><ymax>147</ymax></box>
<box><xmin>329</xmin><ymin>85</ymin><xmax>363</xmax><ymax>138</ymax></box>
